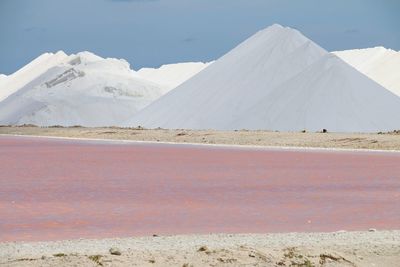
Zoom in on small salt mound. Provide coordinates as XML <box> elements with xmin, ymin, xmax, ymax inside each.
<box><xmin>137</xmin><ymin>61</ymin><xmax>213</xmax><ymax>92</ymax></box>
<box><xmin>0</xmin><ymin>74</ymin><xmax>7</xmax><ymax>88</ymax></box>
<box><xmin>333</xmin><ymin>47</ymin><xmax>400</xmax><ymax>96</ymax></box>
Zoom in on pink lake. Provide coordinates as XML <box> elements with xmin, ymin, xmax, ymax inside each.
<box><xmin>0</xmin><ymin>136</ymin><xmax>399</xmax><ymax>242</ymax></box>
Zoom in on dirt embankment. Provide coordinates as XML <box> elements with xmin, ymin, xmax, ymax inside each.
<box><xmin>0</xmin><ymin>126</ymin><xmax>400</xmax><ymax>151</ymax></box>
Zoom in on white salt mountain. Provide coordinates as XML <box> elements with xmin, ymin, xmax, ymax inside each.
<box><xmin>0</xmin><ymin>52</ymin><xmax>164</xmax><ymax>127</ymax></box>
<box><xmin>0</xmin><ymin>51</ymin><xmax>69</xmax><ymax>101</ymax></box>
<box><xmin>137</xmin><ymin>62</ymin><xmax>213</xmax><ymax>92</ymax></box>
<box><xmin>334</xmin><ymin>47</ymin><xmax>400</xmax><ymax>96</ymax></box>
<box><xmin>126</xmin><ymin>24</ymin><xmax>400</xmax><ymax>133</ymax></box>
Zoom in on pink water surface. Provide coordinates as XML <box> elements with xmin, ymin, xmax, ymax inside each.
<box><xmin>0</xmin><ymin>136</ymin><xmax>399</xmax><ymax>242</ymax></box>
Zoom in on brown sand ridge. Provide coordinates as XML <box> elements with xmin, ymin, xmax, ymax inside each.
<box><xmin>1</xmin><ymin>126</ymin><xmax>400</xmax><ymax>151</ymax></box>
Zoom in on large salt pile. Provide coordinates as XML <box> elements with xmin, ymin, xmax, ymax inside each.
<box><xmin>334</xmin><ymin>47</ymin><xmax>400</xmax><ymax>96</ymax></box>
<box><xmin>0</xmin><ymin>51</ymin><xmax>165</xmax><ymax>127</ymax></box>
<box><xmin>125</xmin><ymin>24</ymin><xmax>400</xmax><ymax>133</ymax></box>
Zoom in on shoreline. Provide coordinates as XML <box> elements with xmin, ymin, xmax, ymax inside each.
<box><xmin>3</xmin><ymin>133</ymin><xmax>400</xmax><ymax>154</ymax></box>
<box><xmin>1</xmin><ymin>126</ymin><xmax>400</xmax><ymax>151</ymax></box>
<box><xmin>1</xmin><ymin>230</ymin><xmax>399</xmax><ymax>266</ymax></box>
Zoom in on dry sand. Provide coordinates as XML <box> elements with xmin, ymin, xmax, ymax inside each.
<box><xmin>1</xmin><ymin>231</ymin><xmax>399</xmax><ymax>267</ymax></box>
<box><xmin>1</xmin><ymin>126</ymin><xmax>400</xmax><ymax>151</ymax></box>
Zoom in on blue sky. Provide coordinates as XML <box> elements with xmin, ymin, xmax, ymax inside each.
<box><xmin>0</xmin><ymin>0</ymin><xmax>399</xmax><ymax>74</ymax></box>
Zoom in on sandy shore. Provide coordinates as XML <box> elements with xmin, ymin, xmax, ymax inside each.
<box><xmin>1</xmin><ymin>126</ymin><xmax>400</xmax><ymax>151</ymax></box>
<box><xmin>1</xmin><ymin>231</ymin><xmax>399</xmax><ymax>266</ymax></box>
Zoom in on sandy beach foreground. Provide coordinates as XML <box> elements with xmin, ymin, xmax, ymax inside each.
<box><xmin>1</xmin><ymin>231</ymin><xmax>399</xmax><ymax>266</ymax></box>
